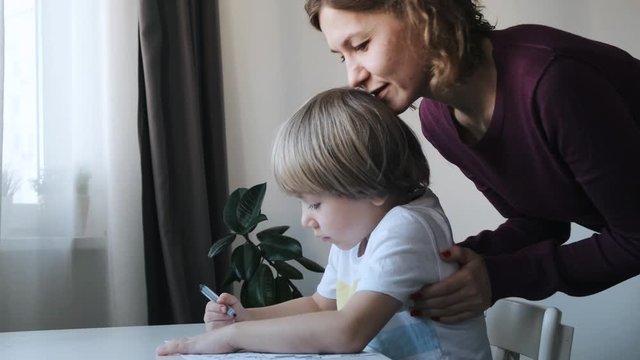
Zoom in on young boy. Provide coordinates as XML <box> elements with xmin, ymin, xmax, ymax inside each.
<box><xmin>156</xmin><ymin>88</ymin><xmax>491</xmax><ymax>359</ymax></box>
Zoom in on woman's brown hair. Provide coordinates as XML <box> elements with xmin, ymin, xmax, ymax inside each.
<box><xmin>305</xmin><ymin>0</ymin><xmax>494</xmax><ymax>92</ymax></box>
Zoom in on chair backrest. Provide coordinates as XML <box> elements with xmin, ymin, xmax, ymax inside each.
<box><xmin>486</xmin><ymin>298</ymin><xmax>574</xmax><ymax>360</ymax></box>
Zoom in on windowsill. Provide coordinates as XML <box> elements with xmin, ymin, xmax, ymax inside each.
<box><xmin>0</xmin><ymin>236</ymin><xmax>106</xmax><ymax>251</ymax></box>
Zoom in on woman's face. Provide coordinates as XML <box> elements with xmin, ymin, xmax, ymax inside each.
<box><xmin>319</xmin><ymin>7</ymin><xmax>431</xmax><ymax>114</ymax></box>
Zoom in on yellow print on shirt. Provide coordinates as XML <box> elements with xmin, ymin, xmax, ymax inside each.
<box><xmin>336</xmin><ymin>279</ymin><xmax>359</xmax><ymax>310</ymax></box>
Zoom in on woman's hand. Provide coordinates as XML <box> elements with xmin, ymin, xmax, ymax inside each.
<box><xmin>156</xmin><ymin>327</ymin><xmax>236</xmax><ymax>356</ymax></box>
<box><xmin>412</xmin><ymin>246</ymin><xmax>492</xmax><ymax>323</ymax></box>
<box><xmin>203</xmin><ymin>292</ymin><xmax>246</xmax><ymax>331</ymax></box>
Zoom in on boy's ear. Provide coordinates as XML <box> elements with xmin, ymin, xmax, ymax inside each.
<box><xmin>370</xmin><ymin>196</ymin><xmax>388</xmax><ymax>207</ymax></box>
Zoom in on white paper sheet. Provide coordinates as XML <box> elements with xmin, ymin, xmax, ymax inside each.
<box><xmin>181</xmin><ymin>352</ymin><xmax>389</xmax><ymax>359</ymax></box>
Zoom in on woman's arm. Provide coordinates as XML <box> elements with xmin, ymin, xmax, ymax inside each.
<box><xmin>524</xmin><ymin>57</ymin><xmax>640</xmax><ymax>295</ymax></box>
<box><xmin>415</xmin><ymin>57</ymin><xmax>640</xmax><ymax>322</ymax></box>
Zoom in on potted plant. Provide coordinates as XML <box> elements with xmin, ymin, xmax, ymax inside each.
<box><xmin>29</xmin><ymin>168</ymin><xmax>92</xmax><ymax>236</ymax></box>
<box><xmin>31</xmin><ymin>169</ymin><xmax>66</xmax><ymax>200</ymax></box>
<box><xmin>1</xmin><ymin>168</ymin><xmax>21</xmax><ymax>234</ymax></box>
<box><xmin>75</xmin><ymin>167</ymin><xmax>91</xmax><ymax>196</ymax></box>
<box><xmin>2</xmin><ymin>169</ymin><xmax>21</xmax><ymax>202</ymax></box>
<box><xmin>208</xmin><ymin>182</ymin><xmax>325</xmax><ymax>308</ymax></box>
<box><xmin>74</xmin><ymin>167</ymin><xmax>92</xmax><ymax>235</ymax></box>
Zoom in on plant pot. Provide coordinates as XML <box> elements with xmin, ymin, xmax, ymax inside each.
<box><xmin>1</xmin><ymin>196</ymin><xmax>14</xmax><ymax>237</ymax></box>
<box><xmin>75</xmin><ymin>195</ymin><xmax>90</xmax><ymax>236</ymax></box>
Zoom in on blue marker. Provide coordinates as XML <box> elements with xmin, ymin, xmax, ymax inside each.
<box><xmin>199</xmin><ymin>284</ymin><xmax>236</xmax><ymax>317</ymax></box>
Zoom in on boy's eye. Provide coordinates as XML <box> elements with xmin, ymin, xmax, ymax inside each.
<box><xmin>309</xmin><ymin>203</ymin><xmax>321</xmax><ymax>210</ymax></box>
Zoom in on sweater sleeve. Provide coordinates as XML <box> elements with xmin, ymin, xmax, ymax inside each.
<box><xmin>458</xmin><ymin>178</ymin><xmax>572</xmax><ymax>302</ymax></box>
<box><xmin>535</xmin><ymin>58</ymin><xmax>640</xmax><ymax>294</ymax></box>
<box><xmin>462</xmin><ymin>57</ymin><xmax>640</xmax><ymax>301</ymax></box>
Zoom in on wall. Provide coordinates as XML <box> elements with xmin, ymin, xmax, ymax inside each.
<box><xmin>218</xmin><ymin>0</ymin><xmax>344</xmax><ymax>296</ymax></box>
<box><xmin>217</xmin><ymin>1</ymin><xmax>640</xmax><ymax>359</ymax></box>
<box><xmin>0</xmin><ymin>237</ymin><xmax>109</xmax><ymax>331</ymax></box>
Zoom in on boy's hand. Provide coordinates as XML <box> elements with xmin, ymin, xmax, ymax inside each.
<box><xmin>204</xmin><ymin>293</ymin><xmax>246</xmax><ymax>331</ymax></box>
<box><xmin>156</xmin><ymin>326</ymin><xmax>236</xmax><ymax>355</ymax></box>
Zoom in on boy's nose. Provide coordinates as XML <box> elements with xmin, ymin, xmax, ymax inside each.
<box><xmin>301</xmin><ymin>213</ymin><xmax>319</xmax><ymax>229</ymax></box>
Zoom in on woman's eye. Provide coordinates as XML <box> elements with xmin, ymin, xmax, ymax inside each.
<box><xmin>354</xmin><ymin>41</ymin><xmax>369</xmax><ymax>52</ymax></box>
<box><xmin>339</xmin><ymin>55</ymin><xmax>345</xmax><ymax>63</ymax></box>
<box><xmin>309</xmin><ymin>203</ymin><xmax>321</xmax><ymax>210</ymax></box>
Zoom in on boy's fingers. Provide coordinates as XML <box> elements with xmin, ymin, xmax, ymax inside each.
<box><xmin>156</xmin><ymin>338</ymin><xmax>193</xmax><ymax>356</ymax></box>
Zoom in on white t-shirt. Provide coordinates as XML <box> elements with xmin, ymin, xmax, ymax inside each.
<box><xmin>317</xmin><ymin>189</ymin><xmax>492</xmax><ymax>360</ymax></box>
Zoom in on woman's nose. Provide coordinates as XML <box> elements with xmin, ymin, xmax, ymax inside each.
<box><xmin>346</xmin><ymin>58</ymin><xmax>369</xmax><ymax>89</ymax></box>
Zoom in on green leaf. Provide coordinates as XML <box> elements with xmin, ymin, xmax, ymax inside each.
<box><xmin>208</xmin><ymin>233</ymin><xmax>236</xmax><ymax>258</ymax></box>
<box><xmin>272</xmin><ymin>261</ymin><xmax>303</xmax><ymax>280</ymax></box>
<box><xmin>258</xmin><ymin>266</ymin><xmax>276</xmax><ymax>306</ymax></box>
<box><xmin>230</xmin><ymin>243</ymin><xmax>260</xmax><ymax>280</ymax></box>
<box><xmin>217</xmin><ymin>184</ymin><xmax>311</xmax><ymax>308</ymax></box>
<box><xmin>246</xmin><ymin>264</ymin><xmax>275</xmax><ymax>307</ymax></box>
<box><xmin>275</xmin><ymin>277</ymin><xmax>293</xmax><ymax>303</ymax></box>
<box><xmin>222</xmin><ymin>270</ymin><xmax>240</xmax><ymax>287</ymax></box>
<box><xmin>237</xmin><ymin>183</ymin><xmax>267</xmax><ymax>234</ymax></box>
<box><xmin>240</xmin><ymin>281</ymin><xmax>257</xmax><ymax>308</ymax></box>
<box><xmin>295</xmin><ymin>256</ymin><xmax>325</xmax><ymax>273</ymax></box>
<box><xmin>223</xmin><ymin>187</ymin><xmax>247</xmax><ymax>233</ymax></box>
<box><xmin>290</xmin><ymin>283</ymin><xmax>303</xmax><ymax>299</ymax></box>
<box><xmin>256</xmin><ymin>226</ymin><xmax>290</xmax><ymax>241</ymax></box>
<box><xmin>244</xmin><ymin>214</ymin><xmax>268</xmax><ymax>234</ymax></box>
<box><xmin>260</xmin><ymin>234</ymin><xmax>302</xmax><ymax>261</ymax></box>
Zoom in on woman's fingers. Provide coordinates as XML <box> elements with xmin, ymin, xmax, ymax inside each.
<box><xmin>411</xmin><ymin>246</ymin><xmax>492</xmax><ymax>322</ymax></box>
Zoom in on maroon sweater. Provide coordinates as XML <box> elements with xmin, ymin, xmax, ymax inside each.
<box><xmin>420</xmin><ymin>24</ymin><xmax>640</xmax><ymax>301</ymax></box>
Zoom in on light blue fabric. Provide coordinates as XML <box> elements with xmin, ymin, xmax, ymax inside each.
<box><xmin>367</xmin><ymin>317</ymin><xmax>443</xmax><ymax>360</ymax></box>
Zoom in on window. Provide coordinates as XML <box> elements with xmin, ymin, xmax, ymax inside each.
<box><xmin>3</xmin><ymin>0</ymin><xmax>39</xmax><ymax>204</ymax></box>
<box><xmin>2</xmin><ymin>0</ymin><xmax>105</xmax><ymax>238</ymax></box>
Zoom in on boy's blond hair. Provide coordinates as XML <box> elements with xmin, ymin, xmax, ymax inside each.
<box><xmin>273</xmin><ymin>88</ymin><xmax>430</xmax><ymax>199</ymax></box>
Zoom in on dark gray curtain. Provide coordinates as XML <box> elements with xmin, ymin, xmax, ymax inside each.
<box><xmin>138</xmin><ymin>0</ymin><xmax>229</xmax><ymax>325</ymax></box>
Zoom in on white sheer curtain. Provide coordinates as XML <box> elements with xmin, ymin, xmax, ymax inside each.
<box><xmin>0</xmin><ymin>0</ymin><xmax>4</xmax><ymax>187</ymax></box>
<box><xmin>0</xmin><ymin>0</ymin><xmax>145</xmax><ymax>330</ymax></box>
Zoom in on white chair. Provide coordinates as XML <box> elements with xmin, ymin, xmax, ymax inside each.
<box><xmin>486</xmin><ymin>298</ymin><xmax>574</xmax><ymax>360</ymax></box>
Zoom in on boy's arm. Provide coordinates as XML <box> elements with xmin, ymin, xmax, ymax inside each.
<box><xmin>159</xmin><ymin>291</ymin><xmax>399</xmax><ymax>355</ymax></box>
<box><xmin>231</xmin><ymin>291</ymin><xmax>398</xmax><ymax>353</ymax></box>
<box><xmin>245</xmin><ymin>292</ymin><xmax>336</xmax><ymax>320</ymax></box>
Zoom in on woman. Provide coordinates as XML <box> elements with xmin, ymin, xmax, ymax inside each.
<box><xmin>304</xmin><ymin>0</ymin><xmax>640</xmax><ymax>323</ymax></box>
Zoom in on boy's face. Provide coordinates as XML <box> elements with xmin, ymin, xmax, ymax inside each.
<box><xmin>298</xmin><ymin>193</ymin><xmax>387</xmax><ymax>251</ymax></box>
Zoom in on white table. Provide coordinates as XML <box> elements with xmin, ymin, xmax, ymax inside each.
<box><xmin>0</xmin><ymin>323</ymin><xmax>390</xmax><ymax>360</ymax></box>
<box><xmin>0</xmin><ymin>323</ymin><xmax>202</xmax><ymax>360</ymax></box>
